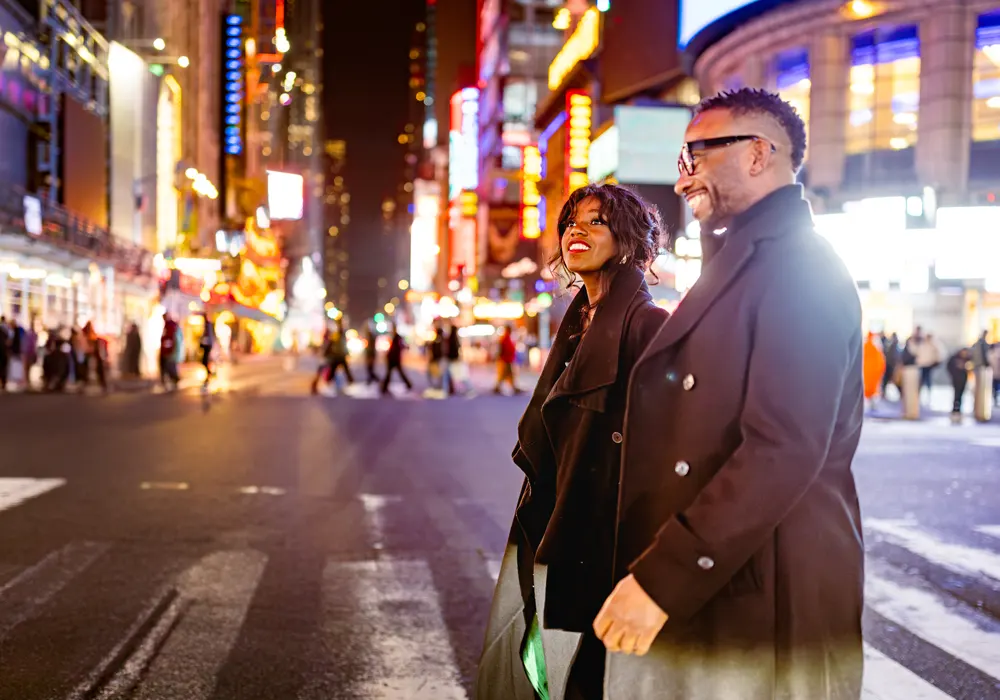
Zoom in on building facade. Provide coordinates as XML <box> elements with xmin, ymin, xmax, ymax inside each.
<box><xmin>685</xmin><ymin>0</ymin><xmax>1000</xmax><ymax>347</ymax></box>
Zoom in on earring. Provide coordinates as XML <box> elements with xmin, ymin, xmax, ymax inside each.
<box><xmin>620</xmin><ymin>254</ymin><xmax>628</xmax><ymax>264</ymax></box>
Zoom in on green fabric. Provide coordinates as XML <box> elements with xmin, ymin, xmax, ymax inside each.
<box><xmin>522</xmin><ymin>614</ymin><xmax>550</xmax><ymax>700</ymax></box>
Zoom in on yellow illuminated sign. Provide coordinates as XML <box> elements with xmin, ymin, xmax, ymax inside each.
<box><xmin>521</xmin><ymin>145</ymin><xmax>542</xmax><ymax>239</ymax></box>
<box><xmin>460</xmin><ymin>190</ymin><xmax>478</xmax><ymax>217</ymax></box>
<box><xmin>547</xmin><ymin>7</ymin><xmax>601</xmax><ymax>91</ymax></box>
<box><xmin>565</xmin><ymin>91</ymin><xmax>592</xmax><ymax>194</ymax></box>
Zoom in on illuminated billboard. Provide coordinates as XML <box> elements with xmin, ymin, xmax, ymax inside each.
<box><xmin>448</xmin><ymin>87</ymin><xmax>479</xmax><ymax>201</ymax></box>
<box><xmin>222</xmin><ymin>14</ymin><xmax>244</xmax><ymax>156</ymax></box>
<box><xmin>679</xmin><ymin>0</ymin><xmax>759</xmax><ymax>48</ymax></box>
<box><xmin>548</xmin><ymin>7</ymin><xmax>601</xmax><ymax>90</ymax></box>
<box><xmin>565</xmin><ymin>91</ymin><xmax>592</xmax><ymax>194</ymax></box>
<box><xmin>267</xmin><ymin>171</ymin><xmax>304</xmax><ymax>220</ymax></box>
<box><xmin>410</xmin><ymin>180</ymin><xmax>440</xmax><ymax>293</ymax></box>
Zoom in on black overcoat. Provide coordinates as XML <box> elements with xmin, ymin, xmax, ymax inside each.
<box><xmin>477</xmin><ymin>185</ymin><xmax>866</xmax><ymax>699</ymax></box>
<box><xmin>476</xmin><ymin>265</ymin><xmax>669</xmax><ymax>699</ymax></box>
<box><xmin>612</xmin><ymin>185</ymin><xmax>866</xmax><ymax>699</ymax></box>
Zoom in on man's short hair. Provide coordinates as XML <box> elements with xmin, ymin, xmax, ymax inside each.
<box><xmin>695</xmin><ymin>88</ymin><xmax>807</xmax><ymax>173</ymax></box>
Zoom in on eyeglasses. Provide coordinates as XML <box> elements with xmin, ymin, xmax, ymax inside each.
<box><xmin>677</xmin><ymin>135</ymin><xmax>776</xmax><ymax>177</ymax></box>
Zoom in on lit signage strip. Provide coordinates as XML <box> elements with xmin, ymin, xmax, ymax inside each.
<box><xmin>521</xmin><ymin>145</ymin><xmax>542</xmax><ymax>239</ymax></box>
<box><xmin>448</xmin><ymin>87</ymin><xmax>480</xmax><ymax>201</ymax></box>
<box><xmin>222</xmin><ymin>14</ymin><xmax>244</xmax><ymax>156</ymax></box>
<box><xmin>548</xmin><ymin>7</ymin><xmax>601</xmax><ymax>91</ymax></box>
<box><xmin>565</xmin><ymin>90</ymin><xmax>592</xmax><ymax>194</ymax></box>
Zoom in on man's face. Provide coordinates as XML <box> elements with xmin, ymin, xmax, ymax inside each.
<box><xmin>675</xmin><ymin>109</ymin><xmax>757</xmax><ymax>232</ymax></box>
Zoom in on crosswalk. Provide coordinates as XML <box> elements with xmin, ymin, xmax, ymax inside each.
<box><xmin>1</xmin><ymin>479</ymin><xmax>1000</xmax><ymax>699</ymax></box>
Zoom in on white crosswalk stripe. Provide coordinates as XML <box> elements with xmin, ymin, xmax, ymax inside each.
<box><xmin>299</xmin><ymin>557</ymin><xmax>468</xmax><ymax>700</ymax></box>
<box><xmin>0</xmin><ymin>477</ymin><xmax>66</xmax><ymax>514</ymax></box>
<box><xmin>1</xmin><ymin>505</ymin><xmax>1000</xmax><ymax>697</ymax></box>
<box><xmin>861</xmin><ymin>646</ymin><xmax>953</xmax><ymax>700</ymax></box>
<box><xmin>868</xmin><ymin>518</ymin><xmax>1000</xmax><ymax>583</ymax></box>
<box><xmin>975</xmin><ymin>524</ymin><xmax>1000</xmax><ymax>541</ymax></box>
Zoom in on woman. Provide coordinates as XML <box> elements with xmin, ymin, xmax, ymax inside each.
<box><xmin>476</xmin><ymin>184</ymin><xmax>669</xmax><ymax>700</ymax></box>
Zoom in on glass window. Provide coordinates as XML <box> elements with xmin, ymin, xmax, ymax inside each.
<box><xmin>773</xmin><ymin>48</ymin><xmax>810</xmax><ymax>158</ymax></box>
<box><xmin>973</xmin><ymin>11</ymin><xmax>1000</xmax><ymax>142</ymax></box>
<box><xmin>847</xmin><ymin>26</ymin><xmax>920</xmax><ymax>154</ymax></box>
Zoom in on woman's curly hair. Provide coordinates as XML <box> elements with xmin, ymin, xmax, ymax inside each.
<box><xmin>549</xmin><ymin>183</ymin><xmax>663</xmax><ymax>291</ymax></box>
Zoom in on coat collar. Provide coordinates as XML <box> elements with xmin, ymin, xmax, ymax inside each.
<box><xmin>543</xmin><ymin>264</ymin><xmax>649</xmax><ymax>405</ymax></box>
<box><xmin>638</xmin><ymin>185</ymin><xmax>813</xmax><ymax>365</ymax></box>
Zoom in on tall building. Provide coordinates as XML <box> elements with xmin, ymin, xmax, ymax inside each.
<box><xmin>322</xmin><ymin>139</ymin><xmax>349</xmax><ymax>314</ymax></box>
<box><xmin>476</xmin><ymin>0</ymin><xmax>563</xmax><ymax>310</ymax></box>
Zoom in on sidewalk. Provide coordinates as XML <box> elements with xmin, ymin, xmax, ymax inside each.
<box><xmin>868</xmin><ymin>384</ymin><xmax>998</xmax><ymax>424</ymax></box>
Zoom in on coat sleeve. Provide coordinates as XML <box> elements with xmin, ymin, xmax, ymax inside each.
<box><xmin>628</xmin><ymin>247</ymin><xmax>862</xmax><ymax>624</ymax></box>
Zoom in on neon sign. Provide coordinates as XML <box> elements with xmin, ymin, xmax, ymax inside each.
<box><xmin>548</xmin><ymin>7</ymin><xmax>601</xmax><ymax>90</ymax></box>
<box><xmin>222</xmin><ymin>14</ymin><xmax>244</xmax><ymax>156</ymax></box>
<box><xmin>566</xmin><ymin>90</ymin><xmax>592</xmax><ymax>194</ymax></box>
<box><xmin>521</xmin><ymin>145</ymin><xmax>542</xmax><ymax>239</ymax></box>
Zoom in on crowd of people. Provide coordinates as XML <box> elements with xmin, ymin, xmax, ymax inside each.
<box><xmin>309</xmin><ymin>319</ymin><xmax>526</xmax><ymax>398</ymax></box>
<box><xmin>0</xmin><ymin>317</ymin><xmax>110</xmax><ymax>393</ymax></box>
<box><xmin>864</xmin><ymin>326</ymin><xmax>1000</xmax><ymax>416</ymax></box>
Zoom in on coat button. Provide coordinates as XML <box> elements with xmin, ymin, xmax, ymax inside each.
<box><xmin>611</xmin><ymin>431</ymin><xmax>623</xmax><ymax>444</ymax></box>
<box><xmin>697</xmin><ymin>556</ymin><xmax>715</xmax><ymax>570</ymax></box>
<box><xmin>674</xmin><ymin>460</ymin><xmax>690</xmax><ymax>476</ymax></box>
<box><xmin>682</xmin><ymin>374</ymin><xmax>696</xmax><ymax>391</ymax></box>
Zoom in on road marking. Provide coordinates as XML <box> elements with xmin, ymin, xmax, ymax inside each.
<box><xmin>140</xmin><ymin>482</ymin><xmax>190</xmax><ymax>491</ymax></box>
<box><xmin>0</xmin><ymin>541</ymin><xmax>108</xmax><ymax>641</ymax></box>
<box><xmin>303</xmin><ymin>558</ymin><xmax>467</xmax><ymax>699</ymax></box>
<box><xmin>861</xmin><ymin>644</ymin><xmax>953</xmax><ymax>700</ymax></box>
<box><xmin>975</xmin><ymin>525</ymin><xmax>1000</xmax><ymax>541</ymax></box>
<box><xmin>0</xmin><ymin>477</ymin><xmax>66</xmax><ymax>514</ymax></box>
<box><xmin>237</xmin><ymin>485</ymin><xmax>286</xmax><ymax>496</ymax></box>
<box><xmin>130</xmin><ymin>550</ymin><xmax>268</xmax><ymax>700</ymax></box>
<box><xmin>866</xmin><ymin>573</ymin><xmax>1000</xmax><ymax>681</ymax></box>
<box><xmin>867</xmin><ymin>518</ymin><xmax>1000</xmax><ymax>583</ymax></box>
<box><xmin>971</xmin><ymin>437</ymin><xmax>1000</xmax><ymax>447</ymax></box>
<box><xmin>66</xmin><ymin>586</ymin><xmax>180</xmax><ymax>700</ymax></box>
<box><xmin>359</xmin><ymin>493</ymin><xmax>403</xmax><ymax>551</ymax></box>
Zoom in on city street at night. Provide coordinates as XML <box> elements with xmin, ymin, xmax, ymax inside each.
<box><xmin>0</xmin><ymin>373</ymin><xmax>998</xmax><ymax>699</ymax></box>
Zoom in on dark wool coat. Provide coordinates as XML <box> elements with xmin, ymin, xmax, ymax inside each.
<box><xmin>475</xmin><ymin>265</ymin><xmax>669</xmax><ymax>699</ymax></box>
<box><xmin>477</xmin><ymin>185</ymin><xmax>866</xmax><ymax>700</ymax></box>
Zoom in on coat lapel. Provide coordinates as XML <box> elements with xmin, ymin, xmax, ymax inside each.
<box><xmin>543</xmin><ymin>265</ymin><xmax>647</xmax><ymax>407</ymax></box>
<box><xmin>638</xmin><ymin>185</ymin><xmax>813</xmax><ymax>365</ymax></box>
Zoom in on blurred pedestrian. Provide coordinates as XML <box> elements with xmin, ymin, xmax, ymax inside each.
<box><xmin>82</xmin><ymin>322</ymin><xmax>107</xmax><ymax>393</ymax></box>
<box><xmin>990</xmin><ymin>341</ymin><xmax>1000</xmax><ymax>406</ymax></box>
<box><xmin>446</xmin><ymin>322</ymin><xmax>468</xmax><ymax>395</ymax></box>
<box><xmin>199</xmin><ymin>315</ymin><xmax>215</xmax><ymax>389</ymax></box>
<box><xmin>881</xmin><ymin>332</ymin><xmax>900</xmax><ymax>397</ymax></box>
<box><xmin>0</xmin><ymin>316</ymin><xmax>9</xmax><ymax>392</ymax></box>
<box><xmin>122</xmin><ymin>322</ymin><xmax>142</xmax><ymax>378</ymax></box>
<box><xmin>516</xmin><ymin>88</ymin><xmax>859</xmax><ymax>699</ymax></box>
<box><xmin>159</xmin><ymin>313</ymin><xmax>180</xmax><ymax>390</ymax></box>
<box><xmin>947</xmin><ymin>347</ymin><xmax>972</xmax><ymax>420</ymax></box>
<box><xmin>477</xmin><ymin>184</ymin><xmax>669</xmax><ymax>699</ymax></box>
<box><xmin>381</xmin><ymin>325</ymin><xmax>412</xmax><ymax>395</ymax></box>
<box><xmin>427</xmin><ymin>321</ymin><xmax>446</xmax><ymax>392</ymax></box>
<box><xmin>494</xmin><ymin>325</ymin><xmax>522</xmax><ymax>395</ymax></box>
<box><xmin>364</xmin><ymin>323</ymin><xmax>380</xmax><ymax>385</ymax></box>
<box><xmin>863</xmin><ymin>331</ymin><xmax>886</xmax><ymax>407</ymax></box>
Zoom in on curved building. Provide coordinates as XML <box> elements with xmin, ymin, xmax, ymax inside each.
<box><xmin>683</xmin><ymin>0</ymin><xmax>1000</xmax><ymax>345</ymax></box>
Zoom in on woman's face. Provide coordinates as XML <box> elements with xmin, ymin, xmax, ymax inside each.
<box><xmin>561</xmin><ymin>196</ymin><xmax>617</xmax><ymax>277</ymax></box>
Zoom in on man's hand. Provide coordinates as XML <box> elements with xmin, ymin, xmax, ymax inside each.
<box><xmin>593</xmin><ymin>574</ymin><xmax>668</xmax><ymax>656</ymax></box>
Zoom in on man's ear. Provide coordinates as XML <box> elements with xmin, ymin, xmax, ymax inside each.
<box><xmin>748</xmin><ymin>140</ymin><xmax>770</xmax><ymax>176</ymax></box>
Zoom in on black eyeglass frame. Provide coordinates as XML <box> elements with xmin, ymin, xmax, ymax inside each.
<box><xmin>677</xmin><ymin>135</ymin><xmax>776</xmax><ymax>176</ymax></box>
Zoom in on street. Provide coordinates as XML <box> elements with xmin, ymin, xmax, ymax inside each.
<box><xmin>0</xmin><ymin>359</ymin><xmax>998</xmax><ymax>699</ymax></box>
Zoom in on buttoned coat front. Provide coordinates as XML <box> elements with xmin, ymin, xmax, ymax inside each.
<box><xmin>476</xmin><ymin>186</ymin><xmax>866</xmax><ymax>700</ymax></box>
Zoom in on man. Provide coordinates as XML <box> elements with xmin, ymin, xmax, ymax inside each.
<box><xmin>594</xmin><ymin>89</ymin><xmax>864</xmax><ymax>699</ymax></box>
<box><xmin>160</xmin><ymin>313</ymin><xmax>181</xmax><ymax>390</ymax></box>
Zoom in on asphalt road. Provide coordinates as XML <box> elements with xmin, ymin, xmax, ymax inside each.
<box><xmin>0</xmin><ymin>358</ymin><xmax>998</xmax><ymax>699</ymax></box>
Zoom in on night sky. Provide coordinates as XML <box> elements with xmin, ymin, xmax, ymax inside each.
<box><xmin>323</xmin><ymin>1</ymin><xmax>425</xmax><ymax>317</ymax></box>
